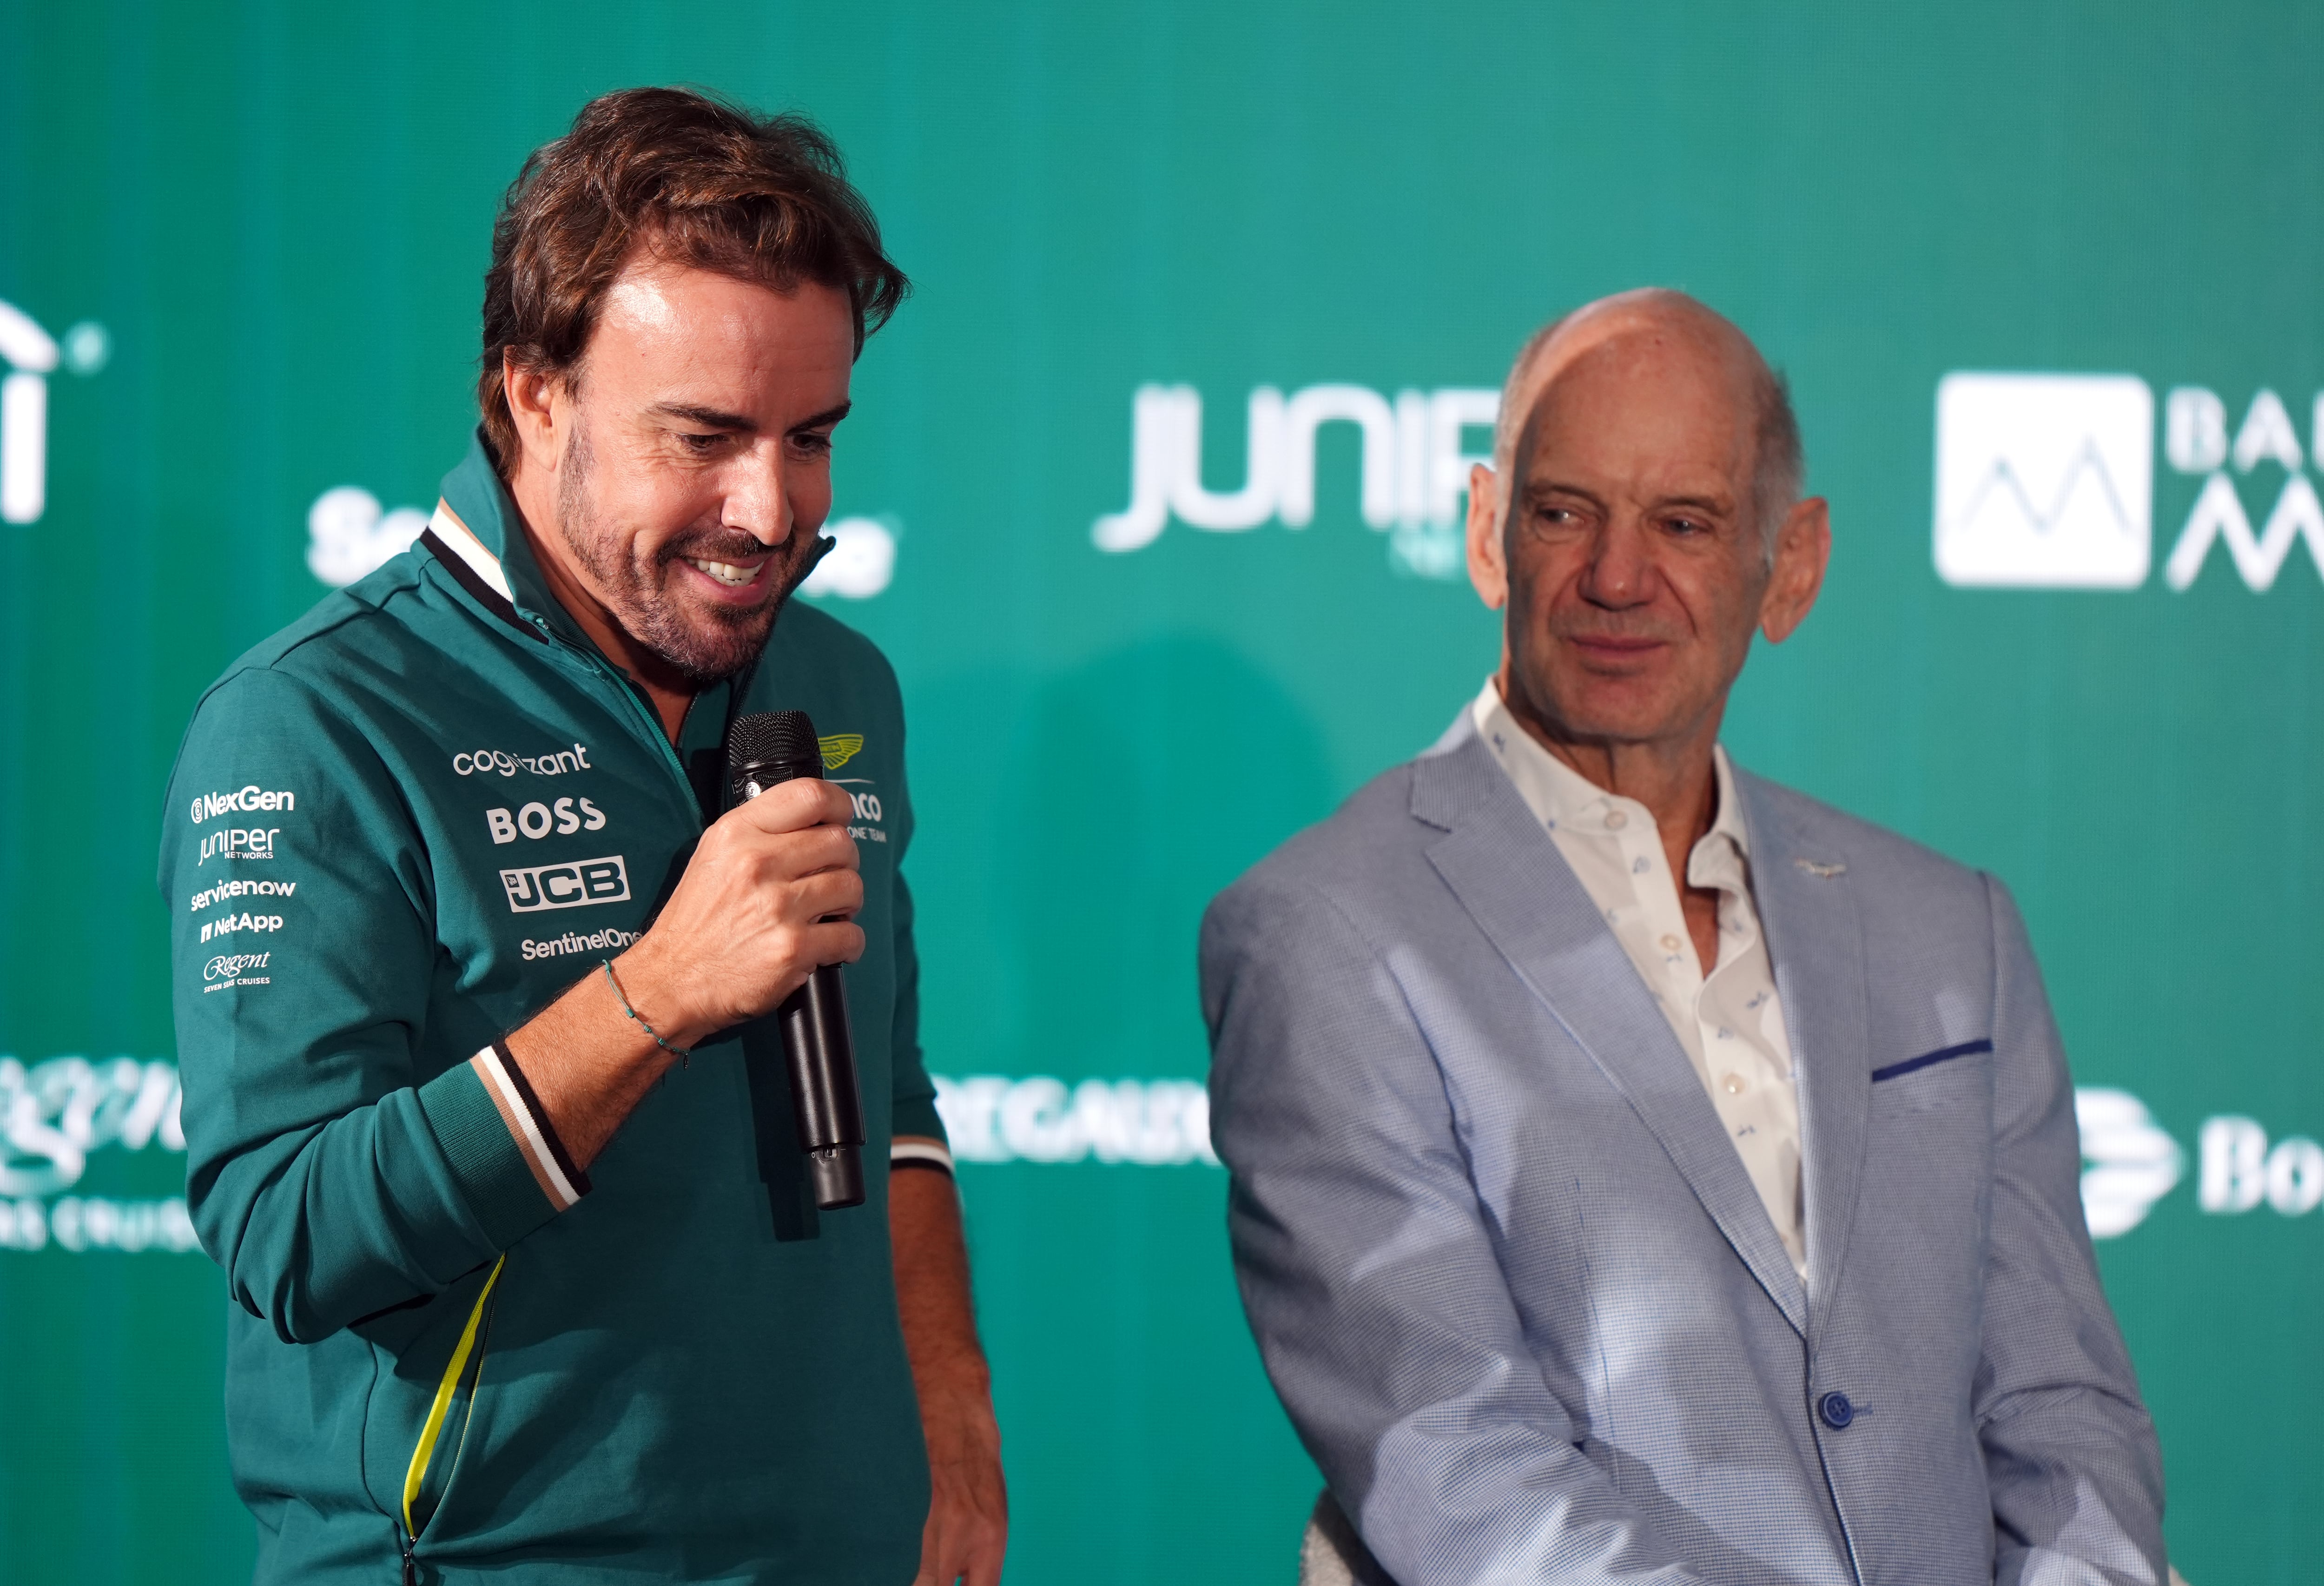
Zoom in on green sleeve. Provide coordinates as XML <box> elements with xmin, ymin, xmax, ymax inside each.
<box><xmin>881</xmin><ymin>693</ymin><xmax>944</xmax><ymax>1148</ymax></box>
<box><xmin>161</xmin><ymin>664</ymin><xmax>569</xmax><ymax>1345</ymax></box>
<box><xmin>888</xmin><ymin>870</ymin><xmax>944</xmax><ymax>1143</ymax></box>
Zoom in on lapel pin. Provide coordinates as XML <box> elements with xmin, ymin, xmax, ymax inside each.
<box><xmin>1794</xmin><ymin>858</ymin><xmax>1846</xmax><ymax>879</ymax></box>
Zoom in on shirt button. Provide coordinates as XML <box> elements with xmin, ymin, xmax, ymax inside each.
<box><xmin>1659</xmin><ymin>933</ymin><xmax>1682</xmax><ymax>952</ymax></box>
<box><xmin>1722</xmin><ymin>1073</ymin><xmax>1745</xmax><ymax>1094</ymax></box>
<box><xmin>1605</xmin><ymin>810</ymin><xmax>1627</xmax><ymax>829</ymax></box>
<box><xmin>1819</xmin><ymin>1391</ymin><xmax>1854</xmax><ymax>1430</ymax></box>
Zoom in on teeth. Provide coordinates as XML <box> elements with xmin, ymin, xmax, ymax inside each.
<box><xmin>687</xmin><ymin>557</ymin><xmax>759</xmax><ymax>588</ymax></box>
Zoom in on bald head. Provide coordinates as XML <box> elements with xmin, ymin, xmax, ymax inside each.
<box><xmin>1492</xmin><ymin>290</ymin><xmax>1802</xmax><ymax>546</ymax></box>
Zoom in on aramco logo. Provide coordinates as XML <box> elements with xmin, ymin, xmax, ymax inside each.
<box><xmin>1934</xmin><ymin>372</ymin><xmax>2324</xmax><ymax>591</ymax></box>
<box><xmin>1090</xmin><ymin>383</ymin><xmax>1500</xmax><ymax>576</ymax></box>
<box><xmin>0</xmin><ymin>298</ymin><xmax>109</xmax><ymax>525</ymax></box>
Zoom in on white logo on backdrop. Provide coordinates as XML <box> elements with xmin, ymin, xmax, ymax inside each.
<box><xmin>2159</xmin><ymin>386</ymin><xmax>2324</xmax><ymax>591</ymax></box>
<box><xmin>1091</xmin><ymin>383</ymin><xmax>1499</xmax><ymax>576</ymax></box>
<box><xmin>307</xmin><ymin>486</ymin><xmax>429</xmax><ymax>587</ymax></box>
<box><xmin>0</xmin><ymin>1052</ymin><xmax>2295</xmax><ymax>1248</ymax></box>
<box><xmin>1933</xmin><ymin>373</ymin><xmax>2155</xmax><ymax>588</ymax></box>
<box><xmin>0</xmin><ymin>299</ymin><xmax>108</xmax><ymax>526</ymax></box>
<box><xmin>1934</xmin><ymin>372</ymin><xmax>2324</xmax><ymax>591</ymax></box>
<box><xmin>2075</xmin><ymin>1088</ymin><xmax>2184</xmax><ymax>1236</ymax></box>
<box><xmin>799</xmin><ymin>516</ymin><xmax>896</xmax><ymax>599</ymax></box>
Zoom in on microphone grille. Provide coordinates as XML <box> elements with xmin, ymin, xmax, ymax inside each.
<box><xmin>727</xmin><ymin>709</ymin><xmax>821</xmax><ymax>772</ymax></box>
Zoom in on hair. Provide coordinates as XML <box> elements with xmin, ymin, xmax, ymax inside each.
<box><xmin>1490</xmin><ymin>291</ymin><xmax>1804</xmax><ymax>552</ymax></box>
<box><xmin>476</xmin><ymin>86</ymin><xmax>910</xmax><ymax>475</ymax></box>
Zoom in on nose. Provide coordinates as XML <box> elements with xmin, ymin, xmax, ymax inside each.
<box><xmin>724</xmin><ymin>442</ymin><xmax>792</xmax><ymax>549</ymax></box>
<box><xmin>1577</xmin><ymin>515</ymin><xmax>1654</xmax><ymax>608</ymax></box>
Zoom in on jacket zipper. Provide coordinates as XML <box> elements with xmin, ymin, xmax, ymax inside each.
<box><xmin>534</xmin><ymin>618</ymin><xmax>703</xmax><ymax>823</ymax></box>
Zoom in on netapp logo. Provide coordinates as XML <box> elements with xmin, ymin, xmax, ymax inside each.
<box><xmin>190</xmin><ymin>785</ymin><xmax>296</xmax><ymax>824</ymax></box>
<box><xmin>198</xmin><ymin>912</ymin><xmax>283</xmax><ymax>944</ymax></box>
<box><xmin>1934</xmin><ymin>372</ymin><xmax>2324</xmax><ymax>590</ymax></box>
<box><xmin>1092</xmin><ymin>383</ymin><xmax>1499</xmax><ymax>577</ymax></box>
<box><xmin>501</xmin><ymin>854</ymin><xmax>630</xmax><ymax>913</ymax></box>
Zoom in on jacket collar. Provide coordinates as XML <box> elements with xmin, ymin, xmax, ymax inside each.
<box><xmin>1731</xmin><ymin>767</ymin><xmax>1871</xmax><ymax>1323</ymax></box>
<box><xmin>1412</xmin><ymin>713</ymin><xmax>1868</xmax><ymax>1333</ymax></box>
<box><xmin>423</xmin><ymin>431</ymin><xmax>592</xmax><ymax>650</ymax></box>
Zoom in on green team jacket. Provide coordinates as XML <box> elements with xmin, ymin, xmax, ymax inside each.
<box><xmin>158</xmin><ymin>436</ymin><xmax>946</xmax><ymax>1585</ymax></box>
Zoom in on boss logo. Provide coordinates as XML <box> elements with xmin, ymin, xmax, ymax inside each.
<box><xmin>500</xmin><ymin>854</ymin><xmax>630</xmax><ymax>914</ymax></box>
<box><xmin>486</xmin><ymin>798</ymin><xmax>607</xmax><ymax>844</ymax></box>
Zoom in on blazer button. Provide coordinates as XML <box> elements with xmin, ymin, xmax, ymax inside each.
<box><xmin>1818</xmin><ymin>1391</ymin><xmax>1854</xmax><ymax>1429</ymax></box>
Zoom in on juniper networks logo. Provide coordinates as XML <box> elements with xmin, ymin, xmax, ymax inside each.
<box><xmin>1089</xmin><ymin>383</ymin><xmax>1500</xmax><ymax>577</ymax></box>
<box><xmin>1934</xmin><ymin>371</ymin><xmax>2324</xmax><ymax>591</ymax></box>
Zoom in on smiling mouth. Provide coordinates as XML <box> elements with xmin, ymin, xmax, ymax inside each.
<box><xmin>683</xmin><ymin>555</ymin><xmax>767</xmax><ymax>588</ymax></box>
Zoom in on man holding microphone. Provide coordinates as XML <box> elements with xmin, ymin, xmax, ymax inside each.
<box><xmin>159</xmin><ymin>88</ymin><xmax>1003</xmax><ymax>1585</ymax></box>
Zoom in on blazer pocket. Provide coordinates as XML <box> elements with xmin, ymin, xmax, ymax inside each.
<box><xmin>1869</xmin><ymin>1038</ymin><xmax>1991</xmax><ymax>1084</ymax></box>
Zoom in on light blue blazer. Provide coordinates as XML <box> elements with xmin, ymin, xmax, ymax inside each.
<box><xmin>1201</xmin><ymin>717</ymin><xmax>2166</xmax><ymax>1585</ymax></box>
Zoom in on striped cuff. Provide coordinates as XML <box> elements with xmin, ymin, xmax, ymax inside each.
<box><xmin>891</xmin><ymin>1137</ymin><xmax>955</xmax><ymax>1176</ymax></box>
<box><xmin>471</xmin><ymin>1041</ymin><xmax>590</xmax><ymax>1210</ymax></box>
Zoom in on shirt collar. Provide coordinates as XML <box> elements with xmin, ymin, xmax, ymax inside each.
<box><xmin>1470</xmin><ymin>676</ymin><xmax>1749</xmax><ymax>859</ymax></box>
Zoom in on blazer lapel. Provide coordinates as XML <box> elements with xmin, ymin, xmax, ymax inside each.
<box><xmin>1415</xmin><ymin>735</ymin><xmax>1809</xmax><ymax>1336</ymax></box>
<box><xmin>1736</xmin><ymin>772</ymin><xmax>1871</xmax><ymax>1318</ymax></box>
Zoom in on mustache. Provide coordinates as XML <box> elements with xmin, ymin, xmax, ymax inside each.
<box><xmin>1552</xmin><ymin>619</ymin><xmax>1680</xmax><ymax>645</ymax></box>
<box><xmin>654</xmin><ymin>528</ymin><xmax>817</xmax><ymax>567</ymax></box>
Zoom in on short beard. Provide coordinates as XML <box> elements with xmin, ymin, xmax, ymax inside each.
<box><xmin>553</xmin><ymin>419</ymin><xmax>805</xmax><ymax>686</ymax></box>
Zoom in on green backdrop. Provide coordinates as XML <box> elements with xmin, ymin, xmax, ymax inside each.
<box><xmin>0</xmin><ymin>2</ymin><xmax>2316</xmax><ymax>1580</ymax></box>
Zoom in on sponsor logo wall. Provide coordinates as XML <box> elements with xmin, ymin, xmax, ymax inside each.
<box><xmin>2</xmin><ymin>7</ymin><xmax>2319</xmax><ymax>1585</ymax></box>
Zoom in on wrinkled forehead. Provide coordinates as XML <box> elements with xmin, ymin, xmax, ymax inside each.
<box><xmin>1509</xmin><ymin>308</ymin><xmax>1763</xmax><ymax>479</ymax></box>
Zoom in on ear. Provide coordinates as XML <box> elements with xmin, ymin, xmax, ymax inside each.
<box><xmin>1759</xmin><ymin>495</ymin><xmax>1831</xmax><ymax>644</ymax></box>
<box><xmin>1466</xmin><ymin>461</ymin><xmax>1508</xmax><ymax>611</ymax></box>
<box><xmin>502</xmin><ymin>350</ymin><xmax>569</xmax><ymax>483</ymax></box>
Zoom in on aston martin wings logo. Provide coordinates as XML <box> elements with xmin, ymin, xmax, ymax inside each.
<box><xmin>819</xmin><ymin>734</ymin><xmax>865</xmax><ymax>771</ymax></box>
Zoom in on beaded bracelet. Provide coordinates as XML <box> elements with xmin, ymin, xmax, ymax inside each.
<box><xmin>602</xmin><ymin>959</ymin><xmax>692</xmax><ymax>1067</ymax></box>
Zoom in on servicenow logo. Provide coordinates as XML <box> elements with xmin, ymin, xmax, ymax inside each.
<box><xmin>1935</xmin><ymin>372</ymin><xmax>2324</xmax><ymax>591</ymax></box>
<box><xmin>1091</xmin><ymin>383</ymin><xmax>1499</xmax><ymax>577</ymax></box>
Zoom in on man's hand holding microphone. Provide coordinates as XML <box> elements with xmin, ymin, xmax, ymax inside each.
<box><xmin>506</xmin><ymin>714</ymin><xmax>865</xmax><ymax>1174</ymax></box>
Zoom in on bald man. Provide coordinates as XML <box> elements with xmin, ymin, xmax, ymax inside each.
<box><xmin>1201</xmin><ymin>291</ymin><xmax>2167</xmax><ymax>1585</ymax></box>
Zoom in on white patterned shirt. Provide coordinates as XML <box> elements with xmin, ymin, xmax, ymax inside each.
<box><xmin>1472</xmin><ymin>680</ymin><xmax>1806</xmax><ymax>1279</ymax></box>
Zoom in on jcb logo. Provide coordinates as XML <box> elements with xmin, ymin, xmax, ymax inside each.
<box><xmin>500</xmin><ymin>854</ymin><xmax>630</xmax><ymax>914</ymax></box>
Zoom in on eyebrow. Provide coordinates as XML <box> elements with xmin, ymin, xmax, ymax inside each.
<box><xmin>1525</xmin><ymin>478</ymin><xmax>1735</xmax><ymax>516</ymax></box>
<box><xmin>647</xmin><ymin>400</ymin><xmax>853</xmax><ymax>434</ymax></box>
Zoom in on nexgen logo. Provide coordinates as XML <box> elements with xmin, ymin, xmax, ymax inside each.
<box><xmin>501</xmin><ymin>854</ymin><xmax>630</xmax><ymax>914</ymax></box>
<box><xmin>191</xmin><ymin>786</ymin><xmax>296</xmax><ymax>824</ymax></box>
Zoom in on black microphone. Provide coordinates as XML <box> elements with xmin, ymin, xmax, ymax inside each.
<box><xmin>725</xmin><ymin>710</ymin><xmax>866</xmax><ymax>1211</ymax></box>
